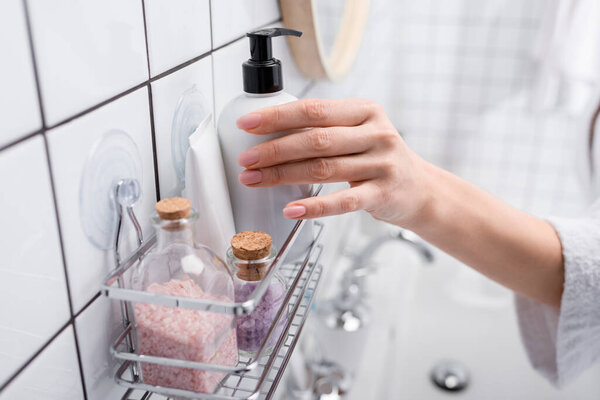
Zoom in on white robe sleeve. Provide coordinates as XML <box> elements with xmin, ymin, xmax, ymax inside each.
<box><xmin>515</xmin><ymin>202</ymin><xmax>600</xmax><ymax>387</ymax></box>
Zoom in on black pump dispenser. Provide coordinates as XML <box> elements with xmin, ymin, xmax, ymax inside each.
<box><xmin>243</xmin><ymin>28</ymin><xmax>302</xmax><ymax>94</ymax></box>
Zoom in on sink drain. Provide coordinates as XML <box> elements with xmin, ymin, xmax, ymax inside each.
<box><xmin>430</xmin><ymin>360</ymin><xmax>470</xmax><ymax>392</ymax></box>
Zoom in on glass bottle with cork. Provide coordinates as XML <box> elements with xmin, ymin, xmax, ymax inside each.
<box><xmin>227</xmin><ymin>231</ymin><xmax>288</xmax><ymax>357</ymax></box>
<box><xmin>131</xmin><ymin>197</ymin><xmax>238</xmax><ymax>393</ymax></box>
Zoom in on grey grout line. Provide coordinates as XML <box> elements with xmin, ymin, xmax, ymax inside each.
<box><xmin>150</xmin><ymin>50</ymin><xmax>212</xmax><ymax>82</ymax></box>
<box><xmin>211</xmin><ymin>17</ymin><xmax>283</xmax><ymax>54</ymax></box>
<box><xmin>46</xmin><ymin>81</ymin><xmax>149</xmax><ymax>131</ymax></box>
<box><xmin>0</xmin><ymin>319</ymin><xmax>72</xmax><ymax>392</ymax></box>
<box><xmin>140</xmin><ymin>0</ymin><xmax>152</xmax><ymax>79</ymax></box>
<box><xmin>140</xmin><ymin>0</ymin><xmax>161</xmax><ymax>201</ymax></box>
<box><xmin>21</xmin><ymin>0</ymin><xmax>89</xmax><ymax>399</ymax></box>
<box><xmin>0</xmin><ymin>130</ymin><xmax>43</xmax><ymax>152</ymax></box>
<box><xmin>75</xmin><ymin>291</ymin><xmax>102</xmax><ymax>319</ymax></box>
<box><xmin>21</xmin><ymin>0</ymin><xmax>45</xmax><ymax>128</ymax></box>
<box><xmin>146</xmin><ymin>84</ymin><xmax>161</xmax><ymax>200</ymax></box>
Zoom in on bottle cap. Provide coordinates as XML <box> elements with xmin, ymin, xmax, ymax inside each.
<box><xmin>243</xmin><ymin>28</ymin><xmax>302</xmax><ymax>94</ymax></box>
<box><xmin>155</xmin><ymin>197</ymin><xmax>191</xmax><ymax>220</ymax></box>
<box><xmin>231</xmin><ymin>231</ymin><xmax>272</xmax><ymax>260</ymax></box>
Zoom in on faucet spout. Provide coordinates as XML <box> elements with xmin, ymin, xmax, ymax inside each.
<box><xmin>350</xmin><ymin>228</ymin><xmax>434</xmax><ymax>272</ymax></box>
<box><xmin>395</xmin><ymin>229</ymin><xmax>435</xmax><ymax>263</ymax></box>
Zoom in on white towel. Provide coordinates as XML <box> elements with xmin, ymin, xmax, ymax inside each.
<box><xmin>515</xmin><ymin>199</ymin><xmax>600</xmax><ymax>387</ymax></box>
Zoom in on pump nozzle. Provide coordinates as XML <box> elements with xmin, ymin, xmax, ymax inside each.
<box><xmin>247</xmin><ymin>28</ymin><xmax>302</xmax><ymax>62</ymax></box>
<box><xmin>243</xmin><ymin>28</ymin><xmax>303</xmax><ymax>94</ymax></box>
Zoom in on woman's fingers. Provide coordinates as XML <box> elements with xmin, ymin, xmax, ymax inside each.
<box><xmin>239</xmin><ymin>155</ymin><xmax>382</xmax><ymax>186</ymax></box>
<box><xmin>236</xmin><ymin>98</ymin><xmax>381</xmax><ymax>135</ymax></box>
<box><xmin>282</xmin><ymin>184</ymin><xmax>378</xmax><ymax>219</ymax></box>
<box><xmin>237</xmin><ymin>125</ymin><xmax>373</xmax><ymax>169</ymax></box>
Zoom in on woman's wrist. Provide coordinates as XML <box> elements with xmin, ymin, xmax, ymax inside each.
<box><xmin>397</xmin><ymin>157</ymin><xmax>565</xmax><ymax>307</ymax></box>
<box><xmin>397</xmin><ymin>156</ymin><xmax>444</xmax><ymax>233</ymax></box>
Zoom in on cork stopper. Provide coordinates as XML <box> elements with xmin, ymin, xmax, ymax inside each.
<box><xmin>231</xmin><ymin>231</ymin><xmax>273</xmax><ymax>281</ymax></box>
<box><xmin>231</xmin><ymin>231</ymin><xmax>272</xmax><ymax>260</ymax></box>
<box><xmin>155</xmin><ymin>197</ymin><xmax>191</xmax><ymax>220</ymax></box>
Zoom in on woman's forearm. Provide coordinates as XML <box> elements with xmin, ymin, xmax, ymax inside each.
<box><xmin>405</xmin><ymin>162</ymin><xmax>564</xmax><ymax>308</ymax></box>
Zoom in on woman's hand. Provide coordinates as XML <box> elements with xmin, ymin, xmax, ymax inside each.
<box><xmin>235</xmin><ymin>98</ymin><xmax>433</xmax><ymax>226</ymax></box>
<box><xmin>236</xmin><ymin>97</ymin><xmax>565</xmax><ymax>307</ymax></box>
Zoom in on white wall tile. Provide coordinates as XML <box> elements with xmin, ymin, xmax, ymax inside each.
<box><xmin>0</xmin><ymin>327</ymin><xmax>84</xmax><ymax>400</ymax></box>
<box><xmin>47</xmin><ymin>88</ymin><xmax>156</xmax><ymax>313</ymax></box>
<box><xmin>27</xmin><ymin>0</ymin><xmax>148</xmax><ymax>126</ymax></box>
<box><xmin>213</xmin><ymin>38</ymin><xmax>247</xmax><ymax>118</ymax></box>
<box><xmin>151</xmin><ymin>56</ymin><xmax>214</xmax><ymax>198</ymax></box>
<box><xmin>0</xmin><ymin>0</ymin><xmax>41</xmax><ymax>146</ymax></box>
<box><xmin>75</xmin><ymin>297</ymin><xmax>125</xmax><ymax>400</ymax></box>
<box><xmin>0</xmin><ymin>136</ymin><xmax>71</xmax><ymax>384</ymax></box>
<box><xmin>211</xmin><ymin>0</ymin><xmax>280</xmax><ymax>47</ymax></box>
<box><xmin>145</xmin><ymin>0</ymin><xmax>211</xmax><ymax>76</ymax></box>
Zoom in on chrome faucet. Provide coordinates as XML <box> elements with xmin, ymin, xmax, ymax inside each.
<box><xmin>321</xmin><ymin>228</ymin><xmax>434</xmax><ymax>333</ymax></box>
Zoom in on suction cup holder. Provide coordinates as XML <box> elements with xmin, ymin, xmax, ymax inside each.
<box><xmin>171</xmin><ymin>85</ymin><xmax>210</xmax><ymax>189</ymax></box>
<box><xmin>80</xmin><ymin>130</ymin><xmax>144</xmax><ymax>265</ymax></box>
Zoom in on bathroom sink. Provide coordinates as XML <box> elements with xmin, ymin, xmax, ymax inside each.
<box><xmin>350</xmin><ymin>247</ymin><xmax>600</xmax><ymax>400</ymax></box>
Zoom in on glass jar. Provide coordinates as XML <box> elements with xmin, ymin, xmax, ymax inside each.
<box><xmin>130</xmin><ymin>197</ymin><xmax>237</xmax><ymax>394</ymax></box>
<box><xmin>226</xmin><ymin>231</ymin><xmax>289</xmax><ymax>358</ymax></box>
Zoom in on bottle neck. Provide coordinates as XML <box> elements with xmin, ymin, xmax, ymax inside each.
<box><xmin>155</xmin><ymin>221</ymin><xmax>194</xmax><ymax>251</ymax></box>
<box><xmin>236</xmin><ymin>263</ymin><xmax>267</xmax><ymax>281</ymax></box>
<box><xmin>243</xmin><ymin>90</ymin><xmax>282</xmax><ymax>98</ymax></box>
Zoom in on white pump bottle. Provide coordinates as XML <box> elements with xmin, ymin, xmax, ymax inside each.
<box><xmin>218</xmin><ymin>28</ymin><xmax>313</xmax><ymax>258</ymax></box>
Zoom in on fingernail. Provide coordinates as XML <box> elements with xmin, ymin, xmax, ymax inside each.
<box><xmin>238</xmin><ymin>170</ymin><xmax>262</xmax><ymax>185</ymax></box>
<box><xmin>237</xmin><ymin>149</ymin><xmax>259</xmax><ymax>167</ymax></box>
<box><xmin>236</xmin><ymin>113</ymin><xmax>261</xmax><ymax>130</ymax></box>
<box><xmin>283</xmin><ymin>205</ymin><xmax>306</xmax><ymax>219</ymax></box>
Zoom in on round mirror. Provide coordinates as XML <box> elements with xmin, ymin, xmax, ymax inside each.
<box><xmin>280</xmin><ymin>0</ymin><xmax>370</xmax><ymax>81</ymax></box>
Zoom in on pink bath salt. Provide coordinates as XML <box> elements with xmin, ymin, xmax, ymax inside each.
<box><xmin>134</xmin><ymin>278</ymin><xmax>238</xmax><ymax>394</ymax></box>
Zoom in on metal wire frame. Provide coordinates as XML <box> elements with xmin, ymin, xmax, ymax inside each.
<box><xmin>109</xmin><ymin>235</ymin><xmax>324</xmax><ymax>374</ymax></box>
<box><xmin>115</xmin><ymin>258</ymin><xmax>323</xmax><ymax>399</ymax></box>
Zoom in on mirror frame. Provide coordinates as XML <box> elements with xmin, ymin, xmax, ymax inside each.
<box><xmin>280</xmin><ymin>0</ymin><xmax>370</xmax><ymax>81</ymax></box>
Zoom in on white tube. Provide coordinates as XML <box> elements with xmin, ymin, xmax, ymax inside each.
<box><xmin>184</xmin><ymin>114</ymin><xmax>236</xmax><ymax>258</ymax></box>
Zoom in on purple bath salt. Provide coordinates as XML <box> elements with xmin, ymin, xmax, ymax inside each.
<box><xmin>234</xmin><ymin>278</ymin><xmax>286</xmax><ymax>354</ymax></box>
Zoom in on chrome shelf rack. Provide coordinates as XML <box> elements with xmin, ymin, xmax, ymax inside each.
<box><xmin>103</xmin><ymin>187</ymin><xmax>325</xmax><ymax>400</ymax></box>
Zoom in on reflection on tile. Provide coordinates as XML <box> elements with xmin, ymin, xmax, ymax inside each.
<box><xmin>28</xmin><ymin>0</ymin><xmax>148</xmax><ymax>125</ymax></box>
<box><xmin>0</xmin><ymin>137</ymin><xmax>71</xmax><ymax>384</ymax></box>
<box><xmin>145</xmin><ymin>0</ymin><xmax>211</xmax><ymax>76</ymax></box>
<box><xmin>46</xmin><ymin>88</ymin><xmax>156</xmax><ymax>312</ymax></box>
<box><xmin>151</xmin><ymin>56</ymin><xmax>214</xmax><ymax>198</ymax></box>
<box><xmin>0</xmin><ymin>0</ymin><xmax>41</xmax><ymax>146</ymax></box>
<box><xmin>75</xmin><ymin>297</ymin><xmax>125</xmax><ymax>400</ymax></box>
<box><xmin>211</xmin><ymin>0</ymin><xmax>280</xmax><ymax>47</ymax></box>
<box><xmin>0</xmin><ymin>327</ymin><xmax>84</xmax><ymax>400</ymax></box>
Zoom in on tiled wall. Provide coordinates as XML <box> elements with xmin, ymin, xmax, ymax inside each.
<box><xmin>0</xmin><ymin>1</ymin><xmax>312</xmax><ymax>399</ymax></box>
